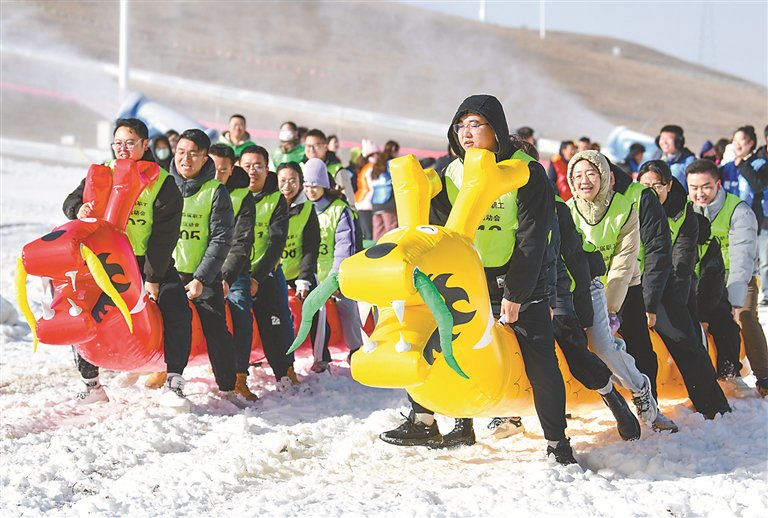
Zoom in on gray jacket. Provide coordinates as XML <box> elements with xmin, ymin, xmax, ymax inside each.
<box><xmin>169</xmin><ymin>158</ymin><xmax>234</xmax><ymax>285</ymax></box>
<box><xmin>693</xmin><ymin>187</ymin><xmax>758</xmax><ymax>307</ymax></box>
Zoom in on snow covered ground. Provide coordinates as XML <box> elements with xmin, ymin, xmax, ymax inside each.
<box><xmin>1</xmin><ymin>157</ymin><xmax>766</xmax><ymax>517</ymax></box>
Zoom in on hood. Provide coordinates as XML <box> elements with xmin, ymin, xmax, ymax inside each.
<box><xmin>226</xmin><ymin>165</ymin><xmax>250</xmax><ymax>191</ymax></box>
<box><xmin>169</xmin><ymin>155</ymin><xmax>216</xmax><ymax>196</ymax></box>
<box><xmin>447</xmin><ymin>95</ymin><xmax>513</xmax><ymax>162</ymax></box>
<box><xmin>567</xmin><ymin>150</ymin><xmax>614</xmax><ymax>224</ymax></box>
<box><xmin>663</xmin><ymin>177</ymin><xmax>688</xmax><ymax>218</ymax></box>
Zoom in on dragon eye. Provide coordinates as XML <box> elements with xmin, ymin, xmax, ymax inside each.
<box><xmin>416</xmin><ymin>226</ymin><xmax>438</xmax><ymax>235</ymax></box>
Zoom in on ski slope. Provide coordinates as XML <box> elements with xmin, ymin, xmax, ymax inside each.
<box><xmin>1</xmin><ymin>157</ymin><xmax>766</xmax><ymax>517</ymax></box>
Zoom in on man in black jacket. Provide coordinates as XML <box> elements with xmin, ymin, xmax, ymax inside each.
<box><xmin>210</xmin><ymin>144</ymin><xmax>258</xmax><ymax>401</ymax></box>
<box><xmin>381</xmin><ymin>95</ymin><xmax>576</xmax><ymax>465</ymax></box>
<box><xmin>241</xmin><ymin>145</ymin><xmax>298</xmax><ymax>384</ymax></box>
<box><xmin>63</xmin><ymin>118</ymin><xmax>192</xmax><ymax>407</ymax></box>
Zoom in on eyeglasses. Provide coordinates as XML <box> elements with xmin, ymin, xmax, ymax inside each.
<box><xmin>112</xmin><ymin>139</ymin><xmax>142</xmax><ymax>149</ymax></box>
<box><xmin>453</xmin><ymin>122</ymin><xmax>488</xmax><ymax>134</ymax></box>
<box><xmin>278</xmin><ymin>178</ymin><xmax>299</xmax><ymax>186</ymax></box>
<box><xmin>646</xmin><ymin>182</ymin><xmax>668</xmax><ymax>190</ymax></box>
<box><xmin>572</xmin><ymin>171</ymin><xmax>599</xmax><ymax>182</ymax></box>
<box><xmin>304</xmin><ymin>143</ymin><xmax>325</xmax><ymax>150</ymax></box>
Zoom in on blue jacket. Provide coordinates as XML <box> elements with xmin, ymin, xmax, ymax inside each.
<box><xmin>666</xmin><ymin>149</ymin><xmax>696</xmax><ymax>189</ymax></box>
<box><xmin>720</xmin><ymin>151</ymin><xmax>767</xmax><ymax>229</ymax></box>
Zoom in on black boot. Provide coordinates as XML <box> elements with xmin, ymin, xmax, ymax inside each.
<box><xmin>439</xmin><ymin>418</ymin><xmax>476</xmax><ymax>449</ymax></box>
<box><xmin>546</xmin><ymin>438</ymin><xmax>578</xmax><ymax>466</ymax></box>
<box><xmin>379</xmin><ymin>412</ymin><xmax>442</xmax><ymax>447</ymax></box>
<box><xmin>601</xmin><ymin>387</ymin><xmax>641</xmax><ymax>441</ymax></box>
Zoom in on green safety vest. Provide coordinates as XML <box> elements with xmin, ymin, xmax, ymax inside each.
<box><xmin>668</xmin><ymin>202</ymin><xmax>689</xmax><ymax>247</ymax></box>
<box><xmin>316</xmin><ymin>198</ymin><xmax>349</xmax><ymax>282</ymax></box>
<box><xmin>105</xmin><ymin>160</ymin><xmax>169</xmax><ymax>257</ymax></box>
<box><xmin>173</xmin><ymin>178</ymin><xmax>221</xmax><ymax>274</ymax></box>
<box><xmin>229</xmin><ymin>187</ymin><xmax>249</xmax><ymax>218</ymax></box>
<box><xmin>708</xmin><ymin>192</ymin><xmax>743</xmax><ymax>273</ymax></box>
<box><xmin>282</xmin><ymin>201</ymin><xmax>313</xmax><ymax>281</ymax></box>
<box><xmin>250</xmin><ymin>190</ymin><xmax>282</xmax><ymax>271</ymax></box>
<box><xmin>445</xmin><ymin>159</ymin><xmax>519</xmax><ymax>268</ymax></box>
<box><xmin>567</xmin><ymin>192</ymin><xmax>634</xmax><ymax>285</ymax></box>
<box><xmin>271</xmin><ymin>145</ymin><xmax>305</xmax><ymax>169</ymax></box>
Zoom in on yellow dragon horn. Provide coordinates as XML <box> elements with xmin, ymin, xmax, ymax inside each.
<box><xmin>445</xmin><ymin>148</ymin><xmax>531</xmax><ymax>239</ymax></box>
<box><xmin>390</xmin><ymin>154</ymin><xmax>442</xmax><ymax>228</ymax></box>
<box><xmin>15</xmin><ymin>257</ymin><xmax>39</xmax><ymax>351</ymax></box>
<box><xmin>80</xmin><ymin>245</ymin><xmax>133</xmax><ymax>333</ymax></box>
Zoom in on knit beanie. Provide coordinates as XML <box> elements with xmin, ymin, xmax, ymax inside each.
<box><xmin>302</xmin><ymin>158</ymin><xmax>330</xmax><ymax>188</ymax></box>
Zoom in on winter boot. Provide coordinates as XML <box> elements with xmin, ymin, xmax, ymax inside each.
<box><xmin>76</xmin><ymin>378</ymin><xmax>109</xmax><ymax>405</ymax></box>
<box><xmin>234</xmin><ymin>373</ymin><xmax>259</xmax><ymax>402</ymax></box>
<box><xmin>311</xmin><ymin>361</ymin><xmax>329</xmax><ymax>373</ymax></box>
<box><xmin>487</xmin><ymin>416</ymin><xmax>524</xmax><ymax>439</ymax></box>
<box><xmin>757</xmin><ymin>376</ymin><xmax>768</xmax><ymax>398</ymax></box>
<box><xmin>144</xmin><ymin>371</ymin><xmax>167</xmax><ymax>389</ymax></box>
<box><xmin>601</xmin><ymin>387</ymin><xmax>641</xmax><ymax>441</ymax></box>
<box><xmin>546</xmin><ymin>438</ymin><xmax>578</xmax><ymax>466</ymax></box>
<box><xmin>220</xmin><ymin>390</ymin><xmax>250</xmax><ymax>409</ymax></box>
<box><xmin>719</xmin><ymin>376</ymin><xmax>754</xmax><ymax>398</ymax></box>
<box><xmin>439</xmin><ymin>418</ymin><xmax>476</xmax><ymax>448</ymax></box>
<box><xmin>379</xmin><ymin>412</ymin><xmax>443</xmax><ymax>447</ymax></box>
<box><xmin>652</xmin><ymin>412</ymin><xmax>679</xmax><ymax>433</ymax></box>
<box><xmin>286</xmin><ymin>365</ymin><xmax>300</xmax><ymax>385</ymax></box>
<box><xmin>158</xmin><ymin>373</ymin><xmax>189</xmax><ymax>409</ymax></box>
<box><xmin>631</xmin><ymin>374</ymin><xmax>658</xmax><ymax>425</ymax></box>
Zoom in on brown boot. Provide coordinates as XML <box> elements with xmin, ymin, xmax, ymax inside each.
<box><xmin>234</xmin><ymin>373</ymin><xmax>259</xmax><ymax>401</ymax></box>
<box><xmin>286</xmin><ymin>365</ymin><xmax>300</xmax><ymax>385</ymax></box>
<box><xmin>144</xmin><ymin>371</ymin><xmax>167</xmax><ymax>389</ymax></box>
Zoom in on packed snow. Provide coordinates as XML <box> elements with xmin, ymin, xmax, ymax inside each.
<box><xmin>1</xmin><ymin>157</ymin><xmax>766</xmax><ymax>517</ymax></box>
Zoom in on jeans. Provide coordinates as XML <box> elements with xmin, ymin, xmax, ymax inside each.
<box><xmin>586</xmin><ymin>280</ymin><xmax>646</xmax><ymax>393</ymax></box>
<box><xmin>759</xmin><ymin>229</ymin><xmax>767</xmax><ymax>302</ymax></box>
<box><xmin>334</xmin><ymin>294</ymin><xmax>363</xmax><ymax>352</ymax></box>
<box><xmin>227</xmin><ymin>273</ymin><xmax>253</xmax><ymax>374</ymax></box>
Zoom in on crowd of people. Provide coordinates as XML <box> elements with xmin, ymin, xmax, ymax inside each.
<box><xmin>64</xmin><ymin>98</ymin><xmax>767</xmax><ymax>466</ymax></box>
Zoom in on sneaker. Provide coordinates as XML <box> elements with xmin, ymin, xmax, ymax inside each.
<box><xmin>631</xmin><ymin>374</ymin><xmax>658</xmax><ymax>425</ymax></box>
<box><xmin>758</xmin><ymin>298</ymin><xmax>768</xmax><ymax>307</ymax></box>
<box><xmin>311</xmin><ymin>361</ymin><xmax>329</xmax><ymax>373</ymax></box>
<box><xmin>719</xmin><ymin>377</ymin><xmax>754</xmax><ymax>398</ymax></box>
<box><xmin>438</xmin><ymin>418</ymin><xmax>476</xmax><ymax>448</ymax></box>
<box><xmin>601</xmin><ymin>387</ymin><xmax>641</xmax><ymax>441</ymax></box>
<box><xmin>546</xmin><ymin>438</ymin><xmax>578</xmax><ymax>466</ymax></box>
<box><xmin>286</xmin><ymin>366</ymin><xmax>300</xmax><ymax>385</ymax></box>
<box><xmin>75</xmin><ymin>381</ymin><xmax>109</xmax><ymax>405</ymax></box>
<box><xmin>756</xmin><ymin>376</ymin><xmax>768</xmax><ymax>398</ymax></box>
<box><xmin>234</xmin><ymin>373</ymin><xmax>259</xmax><ymax>402</ymax></box>
<box><xmin>144</xmin><ymin>371</ymin><xmax>167</xmax><ymax>389</ymax></box>
<box><xmin>379</xmin><ymin>412</ymin><xmax>443</xmax><ymax>447</ymax></box>
<box><xmin>651</xmin><ymin>412</ymin><xmax>679</xmax><ymax>433</ymax></box>
<box><xmin>487</xmin><ymin>416</ymin><xmax>524</xmax><ymax>439</ymax></box>
<box><xmin>220</xmin><ymin>390</ymin><xmax>250</xmax><ymax>409</ymax></box>
<box><xmin>158</xmin><ymin>374</ymin><xmax>189</xmax><ymax>409</ymax></box>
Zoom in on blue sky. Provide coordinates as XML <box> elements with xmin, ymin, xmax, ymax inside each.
<box><xmin>402</xmin><ymin>0</ymin><xmax>768</xmax><ymax>87</ymax></box>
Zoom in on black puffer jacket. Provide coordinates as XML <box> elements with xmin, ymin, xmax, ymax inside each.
<box><xmin>251</xmin><ymin>172</ymin><xmax>289</xmax><ymax>284</ymax></box>
<box><xmin>62</xmin><ymin>151</ymin><xmax>183</xmax><ymax>283</ymax></box>
<box><xmin>694</xmin><ymin>213</ymin><xmax>727</xmax><ymax>322</ymax></box>
<box><xmin>169</xmin><ymin>157</ymin><xmax>233</xmax><ymax>285</ymax></box>
<box><xmin>612</xmin><ymin>164</ymin><xmax>672</xmax><ymax>313</ymax></box>
<box><xmin>662</xmin><ymin>177</ymin><xmax>698</xmax><ymax>298</ymax></box>
<box><xmin>221</xmin><ymin>166</ymin><xmax>255</xmax><ymax>285</ymax></box>
<box><xmin>431</xmin><ymin>94</ymin><xmax>554</xmax><ymax>305</ymax></box>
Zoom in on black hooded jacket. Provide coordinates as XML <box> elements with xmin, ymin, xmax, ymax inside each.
<box><xmin>251</xmin><ymin>172</ymin><xmax>289</xmax><ymax>284</ymax></box>
<box><xmin>431</xmin><ymin>94</ymin><xmax>554</xmax><ymax>305</ymax></box>
<box><xmin>221</xmin><ymin>166</ymin><xmax>256</xmax><ymax>285</ymax></box>
<box><xmin>694</xmin><ymin>213</ymin><xmax>727</xmax><ymax>322</ymax></box>
<box><xmin>62</xmin><ymin>149</ymin><xmax>183</xmax><ymax>284</ymax></box>
<box><xmin>169</xmin><ymin>157</ymin><xmax>233</xmax><ymax>285</ymax></box>
<box><xmin>612</xmin><ymin>164</ymin><xmax>672</xmax><ymax>313</ymax></box>
<box><xmin>662</xmin><ymin>177</ymin><xmax>698</xmax><ymax>298</ymax></box>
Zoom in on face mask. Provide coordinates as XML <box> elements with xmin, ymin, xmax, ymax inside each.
<box><xmin>155</xmin><ymin>147</ymin><xmax>171</xmax><ymax>160</ymax></box>
<box><xmin>279</xmin><ymin>129</ymin><xmax>295</xmax><ymax>142</ymax></box>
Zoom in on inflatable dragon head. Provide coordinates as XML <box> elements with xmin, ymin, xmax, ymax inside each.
<box><xmin>290</xmin><ymin>149</ymin><xmax>534</xmax><ymax>416</ymax></box>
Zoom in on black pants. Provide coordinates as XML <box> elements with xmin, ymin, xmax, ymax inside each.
<box><xmin>618</xmin><ymin>285</ymin><xmax>659</xmax><ymax>399</ymax></box>
<box><xmin>654</xmin><ymin>282</ymin><xmax>730</xmax><ymax>416</ymax></box>
<box><xmin>553</xmin><ymin>313</ymin><xmax>613</xmax><ymax>391</ymax></box>
<box><xmin>411</xmin><ymin>301</ymin><xmax>567</xmax><ymax>442</ymax></box>
<box><xmin>73</xmin><ymin>265</ymin><xmax>192</xmax><ymax>378</ymax></box>
<box><xmin>181</xmin><ymin>273</ymin><xmax>236</xmax><ymax>392</ymax></box>
<box><xmin>689</xmin><ymin>287</ymin><xmax>742</xmax><ymax>377</ymax></box>
<box><xmin>251</xmin><ymin>268</ymin><xmax>295</xmax><ymax>379</ymax></box>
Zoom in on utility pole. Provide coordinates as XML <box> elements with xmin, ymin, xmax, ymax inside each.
<box><xmin>539</xmin><ymin>0</ymin><xmax>546</xmax><ymax>39</ymax></box>
<box><xmin>118</xmin><ymin>0</ymin><xmax>129</xmax><ymax>99</ymax></box>
<box><xmin>479</xmin><ymin>0</ymin><xmax>486</xmax><ymax>23</ymax></box>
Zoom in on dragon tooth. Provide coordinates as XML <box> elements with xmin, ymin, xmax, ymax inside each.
<box><xmin>361</xmin><ymin>330</ymin><xmax>378</xmax><ymax>353</ymax></box>
<box><xmin>65</xmin><ymin>270</ymin><xmax>78</xmax><ymax>291</ymax></box>
<box><xmin>67</xmin><ymin>298</ymin><xmax>83</xmax><ymax>317</ymax></box>
<box><xmin>392</xmin><ymin>300</ymin><xmax>405</xmax><ymax>324</ymax></box>
<box><xmin>395</xmin><ymin>333</ymin><xmax>412</xmax><ymax>353</ymax></box>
